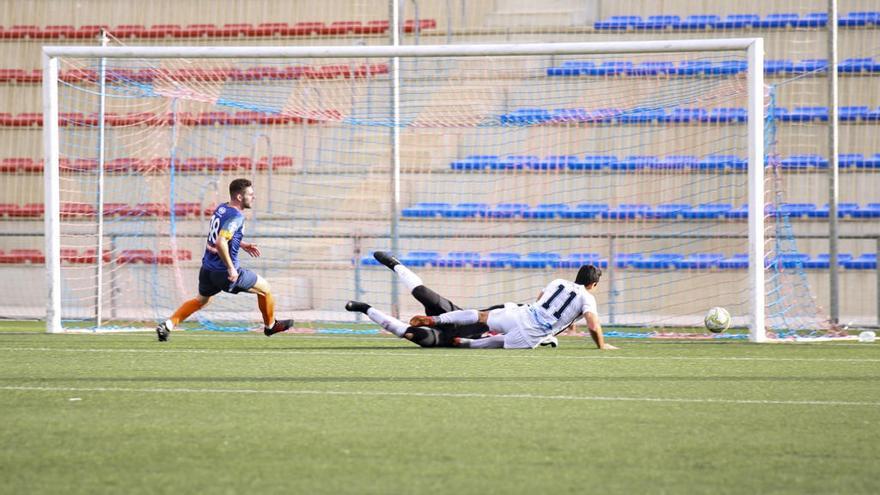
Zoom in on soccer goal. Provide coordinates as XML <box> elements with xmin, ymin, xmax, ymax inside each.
<box><xmin>42</xmin><ymin>39</ymin><xmax>795</xmax><ymax>341</ymax></box>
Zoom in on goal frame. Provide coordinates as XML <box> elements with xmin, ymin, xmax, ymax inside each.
<box><xmin>41</xmin><ymin>39</ymin><xmax>766</xmax><ymax>341</ymax></box>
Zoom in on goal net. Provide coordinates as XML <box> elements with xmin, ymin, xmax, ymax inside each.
<box><xmin>43</xmin><ymin>40</ymin><xmax>826</xmax><ymax>341</ymax></box>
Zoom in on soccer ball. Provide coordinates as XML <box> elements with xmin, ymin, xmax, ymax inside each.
<box><xmin>704</xmin><ymin>307</ymin><xmax>731</xmax><ymax>333</ymax></box>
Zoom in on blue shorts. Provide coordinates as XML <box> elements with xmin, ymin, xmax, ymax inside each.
<box><xmin>198</xmin><ymin>267</ymin><xmax>258</xmax><ymax>297</ymax></box>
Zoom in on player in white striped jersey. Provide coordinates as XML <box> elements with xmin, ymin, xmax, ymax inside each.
<box><xmin>409</xmin><ymin>265</ymin><xmax>617</xmax><ymax>350</ymax></box>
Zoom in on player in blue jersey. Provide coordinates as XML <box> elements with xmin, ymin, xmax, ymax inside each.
<box><xmin>155</xmin><ymin>178</ymin><xmax>293</xmax><ymax>341</ymax></box>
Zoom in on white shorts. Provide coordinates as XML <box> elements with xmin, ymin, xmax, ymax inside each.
<box><xmin>487</xmin><ymin>306</ymin><xmax>551</xmax><ymax>349</ymax></box>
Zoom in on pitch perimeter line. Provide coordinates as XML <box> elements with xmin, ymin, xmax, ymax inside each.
<box><xmin>2</xmin><ymin>346</ymin><xmax>879</xmax><ymax>363</ymax></box>
<box><xmin>1</xmin><ymin>385</ymin><xmax>877</xmax><ymax>407</ymax></box>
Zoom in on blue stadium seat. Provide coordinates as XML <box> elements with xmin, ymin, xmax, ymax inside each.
<box><xmin>492</xmin><ymin>155</ymin><xmax>540</xmax><ymax>170</ymax></box>
<box><xmin>511</xmin><ymin>252</ymin><xmax>561</xmax><ymax>269</ymax></box>
<box><xmin>838</xmin><ymin>11</ymin><xmax>880</xmax><ymax>27</ymax></box>
<box><xmin>837</xmin><ymin>154</ymin><xmax>864</xmax><ymax>168</ymax></box>
<box><xmin>583</xmin><ymin>61</ymin><xmax>632</xmax><ymax>76</ymax></box>
<box><xmin>768</xmin><ymin>253</ymin><xmax>810</xmax><ymax>268</ymax></box>
<box><xmin>757</xmin><ymin>13</ymin><xmax>800</xmax><ymax>29</ymax></box>
<box><xmin>868</xmin><ymin>108</ymin><xmax>880</xmax><ymax>122</ymax></box>
<box><xmin>629</xmin><ymin>253</ymin><xmax>683</xmax><ymax>269</ymax></box>
<box><xmin>781</xmin><ymin>154</ymin><xmax>828</xmax><ymax>169</ymax></box>
<box><xmin>477</xmin><ymin>252</ymin><xmax>520</xmax><ymax>268</ymax></box>
<box><xmin>703</xmin><ymin>108</ymin><xmax>747</xmax><ymax>123</ymax></box>
<box><xmin>450</xmin><ymin>155</ymin><xmax>498</xmax><ymax>170</ymax></box>
<box><xmin>573</xmin><ymin>155</ymin><xmax>616</xmax><ymax>170</ymax></box>
<box><xmin>714</xmin><ymin>14</ymin><xmax>760</xmax><ymax>29</ymax></box>
<box><xmin>771</xmin><ymin>203</ymin><xmax>817</xmax><ymax>218</ymax></box>
<box><xmin>626</xmin><ymin>61</ymin><xmax>676</xmax><ymax>76</ymax></box>
<box><xmin>840</xmin><ymin>106</ymin><xmax>870</xmax><ymax>121</ymax></box>
<box><xmin>839</xmin><ymin>57</ymin><xmax>876</xmax><ymax>73</ymax></box>
<box><xmin>654</xmin><ymin>155</ymin><xmax>699</xmax><ymax>169</ymax></box>
<box><xmin>441</xmin><ymin>203</ymin><xmax>488</xmax><ymax>218</ymax></box>
<box><xmin>709</xmin><ymin>60</ymin><xmax>747</xmax><ymax>74</ymax></box>
<box><xmin>841</xmin><ymin>254</ymin><xmax>877</xmax><ymax>270</ymax></box>
<box><xmin>677</xmin><ymin>15</ymin><xmax>720</xmax><ymax>30</ymax></box>
<box><xmin>401</xmin><ymin>251</ymin><xmax>440</xmax><ymax>267</ymax></box>
<box><xmin>594</xmin><ymin>16</ymin><xmax>641</xmax><ymax>31</ymax></box>
<box><xmin>436</xmin><ymin>251</ymin><xmax>481</xmax><ymax>268</ymax></box>
<box><xmin>725</xmin><ymin>205</ymin><xmax>749</xmax><ymax>219</ymax></box>
<box><xmin>486</xmin><ymin>203</ymin><xmax>529</xmax><ymax>218</ymax></box>
<box><xmin>500</xmin><ymin>108</ymin><xmax>552</xmax><ymax>125</ymax></box>
<box><xmin>402</xmin><ymin>202</ymin><xmax>451</xmax><ymax>217</ymax></box>
<box><xmin>682</xmin><ymin>203</ymin><xmax>733</xmax><ymax>219</ymax></box>
<box><xmin>614</xmin><ymin>253</ymin><xmax>643</xmax><ymax>268</ymax></box>
<box><xmin>615</xmin><ymin>108</ymin><xmax>665</xmax><ymax>123</ymax></box>
<box><xmin>360</xmin><ymin>255</ymin><xmax>381</xmax><ymax>266</ymax></box>
<box><xmin>803</xmin><ymin>253</ymin><xmax>853</xmax><ymax>269</ymax></box>
<box><xmin>559</xmin><ymin>203</ymin><xmax>609</xmax><ymax>219</ymax></box>
<box><xmin>614</xmin><ymin>155</ymin><xmax>656</xmax><ymax>170</ymax></box>
<box><xmin>782</xmin><ymin>106</ymin><xmax>828</xmax><ymax>122</ymax></box>
<box><xmin>852</xmin><ymin>203</ymin><xmax>880</xmax><ymax>218</ymax></box>
<box><xmin>675</xmin><ymin>253</ymin><xmax>724</xmax><ymax>269</ymax></box>
<box><xmin>697</xmin><ymin>155</ymin><xmax>747</xmax><ymax>170</ymax></box>
<box><xmin>796</xmin><ymin>12</ymin><xmax>828</xmax><ymax>27</ymax></box>
<box><xmin>550</xmin><ymin>108</ymin><xmax>588</xmax><ymax>122</ymax></box>
<box><xmin>645</xmin><ymin>203</ymin><xmax>692</xmax><ymax>219</ymax></box>
<box><xmin>536</xmin><ymin>155</ymin><xmax>580</xmax><ymax>169</ymax></box>
<box><xmin>523</xmin><ymin>203</ymin><xmax>569</xmax><ymax>219</ymax></box>
<box><xmin>718</xmin><ymin>253</ymin><xmax>749</xmax><ymax>269</ymax></box>
<box><xmin>633</xmin><ymin>15</ymin><xmax>680</xmax><ymax>30</ymax></box>
<box><xmin>675</xmin><ymin>60</ymin><xmax>713</xmax><ymax>75</ymax></box>
<box><xmin>792</xmin><ymin>59</ymin><xmax>828</xmax><ymax>72</ymax></box>
<box><xmin>863</xmin><ymin>154</ymin><xmax>880</xmax><ymax>169</ymax></box>
<box><xmin>603</xmin><ymin>204</ymin><xmax>651</xmax><ymax>219</ymax></box>
<box><xmin>546</xmin><ymin>61</ymin><xmax>595</xmax><ymax>76</ymax></box>
<box><xmin>764</xmin><ymin>59</ymin><xmax>794</xmax><ymax>74</ymax></box>
<box><xmin>556</xmin><ymin>253</ymin><xmax>607</xmax><ymax>269</ymax></box>
<box><xmin>662</xmin><ymin>108</ymin><xmax>707</xmax><ymax>123</ymax></box>
<box><xmin>582</xmin><ymin>108</ymin><xmax>621</xmax><ymax>122</ymax></box>
<box><xmin>810</xmin><ymin>202</ymin><xmax>861</xmax><ymax>218</ymax></box>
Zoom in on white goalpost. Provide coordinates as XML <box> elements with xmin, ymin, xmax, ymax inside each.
<box><xmin>42</xmin><ymin>39</ymin><xmax>768</xmax><ymax>341</ymax></box>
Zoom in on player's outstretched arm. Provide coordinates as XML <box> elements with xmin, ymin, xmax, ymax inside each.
<box><xmin>586</xmin><ymin>312</ymin><xmax>618</xmax><ymax>350</ymax></box>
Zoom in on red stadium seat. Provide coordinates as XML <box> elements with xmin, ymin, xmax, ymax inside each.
<box><xmin>0</xmin><ymin>113</ymin><xmax>11</xmax><ymax>125</ymax></box>
<box><xmin>179</xmin><ymin>157</ymin><xmax>216</xmax><ymax>172</ymax></box>
<box><xmin>5</xmin><ymin>25</ymin><xmax>41</xmax><ymax>39</ymax></box>
<box><xmin>61</xmin><ymin>248</ymin><xmax>78</xmax><ymax>263</ymax></box>
<box><xmin>257</xmin><ymin>22</ymin><xmax>288</xmax><ymax>36</ymax></box>
<box><xmin>77</xmin><ymin>25</ymin><xmax>107</xmax><ymax>39</ymax></box>
<box><xmin>404</xmin><ymin>19</ymin><xmax>437</xmax><ymax>32</ymax></box>
<box><xmin>102</xmin><ymin>203</ymin><xmax>133</xmax><ymax>217</ymax></box>
<box><xmin>257</xmin><ymin>156</ymin><xmax>294</xmax><ymax>170</ymax></box>
<box><xmin>362</xmin><ymin>20</ymin><xmax>390</xmax><ymax>34</ymax></box>
<box><xmin>0</xmin><ymin>69</ymin><xmax>28</xmax><ymax>83</ymax></box>
<box><xmin>14</xmin><ymin>203</ymin><xmax>43</xmax><ymax>218</ymax></box>
<box><xmin>114</xmin><ymin>24</ymin><xmax>147</xmax><ymax>38</ymax></box>
<box><xmin>144</xmin><ymin>158</ymin><xmax>171</xmax><ymax>173</ymax></box>
<box><xmin>135</xmin><ymin>203</ymin><xmax>170</xmax><ymax>217</ymax></box>
<box><xmin>58</xmin><ymin>112</ymin><xmax>87</xmax><ymax>127</ymax></box>
<box><xmin>147</xmin><ymin>24</ymin><xmax>183</xmax><ymax>38</ymax></box>
<box><xmin>63</xmin><ymin>159</ymin><xmax>98</xmax><ymax>173</ymax></box>
<box><xmin>327</xmin><ymin>21</ymin><xmax>363</xmax><ymax>35</ymax></box>
<box><xmin>158</xmin><ymin>249</ymin><xmax>193</xmax><ymax>264</ymax></box>
<box><xmin>173</xmin><ymin>203</ymin><xmax>202</xmax><ymax>218</ymax></box>
<box><xmin>105</xmin><ymin>158</ymin><xmax>143</xmax><ymax>173</ymax></box>
<box><xmin>118</xmin><ymin>249</ymin><xmax>157</xmax><ymax>264</ymax></box>
<box><xmin>11</xmin><ymin>113</ymin><xmax>42</xmax><ymax>127</ymax></box>
<box><xmin>0</xmin><ymin>158</ymin><xmax>25</xmax><ymax>172</ymax></box>
<box><xmin>60</xmin><ymin>202</ymin><xmax>97</xmax><ymax>218</ymax></box>
<box><xmin>220</xmin><ymin>23</ymin><xmax>255</xmax><ymax>37</ymax></box>
<box><xmin>43</xmin><ymin>25</ymin><xmax>77</xmax><ymax>39</ymax></box>
<box><xmin>9</xmin><ymin>249</ymin><xmax>45</xmax><ymax>264</ymax></box>
<box><xmin>290</xmin><ymin>22</ymin><xmax>326</xmax><ymax>35</ymax></box>
<box><xmin>182</xmin><ymin>24</ymin><xmax>218</xmax><ymax>37</ymax></box>
<box><xmin>77</xmin><ymin>248</ymin><xmax>113</xmax><ymax>263</ymax></box>
<box><xmin>233</xmin><ymin>111</ymin><xmax>262</xmax><ymax>124</ymax></box>
<box><xmin>21</xmin><ymin>159</ymin><xmax>42</xmax><ymax>173</ymax></box>
<box><xmin>220</xmin><ymin>156</ymin><xmax>252</xmax><ymax>170</ymax></box>
<box><xmin>0</xmin><ymin>204</ymin><xmax>18</xmax><ymax>217</ymax></box>
<box><xmin>199</xmin><ymin>112</ymin><xmax>231</xmax><ymax>125</ymax></box>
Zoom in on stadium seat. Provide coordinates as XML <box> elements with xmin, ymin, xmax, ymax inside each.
<box><xmin>703</xmin><ymin>108</ymin><xmax>747</xmax><ymax>123</ymax></box>
<box><xmin>840</xmin><ymin>57</ymin><xmax>879</xmax><ymax>73</ymax></box>
<box><xmin>796</xmin><ymin>12</ymin><xmax>828</xmax><ymax>27</ymax></box>
<box><xmin>0</xmin><ymin>158</ymin><xmax>28</xmax><ymax>173</ymax></box>
<box><xmin>13</xmin><ymin>203</ymin><xmax>43</xmax><ymax>218</ymax></box>
<box><xmin>546</xmin><ymin>62</ymin><xmax>592</xmax><ymax>76</ymax></box>
<box><xmin>486</xmin><ymin>203</ymin><xmax>529</xmax><ymax>218</ymax></box>
<box><xmin>436</xmin><ymin>251</ymin><xmax>481</xmax><ymax>268</ymax></box>
<box><xmin>718</xmin><ymin>253</ymin><xmax>749</xmax><ymax>269</ymax></box>
<box><xmin>724</xmin><ymin>205</ymin><xmax>750</xmax><ymax>219</ymax></box>
<box><xmin>398</xmin><ymin>251</ymin><xmax>439</xmax><ymax>267</ymax></box>
<box><xmin>492</xmin><ymin>155</ymin><xmax>540</xmax><ymax>170</ymax></box>
<box><xmin>402</xmin><ymin>203</ymin><xmax>451</xmax><ymax>218</ymax></box>
<box><xmin>677</xmin><ymin>15</ymin><xmax>720</xmax><ymax>30</ymax></box>
<box><xmin>594</xmin><ymin>16</ymin><xmax>642</xmax><ymax>30</ymax></box>
<box><xmin>764</xmin><ymin>59</ymin><xmax>794</xmax><ymax>74</ymax></box>
<box><xmin>840</xmin><ymin>106</ymin><xmax>870</xmax><ymax>121</ymax></box>
<box><xmin>629</xmin><ymin>253</ymin><xmax>683</xmax><ymax>269</ymax></box>
<box><xmin>158</xmin><ymin>249</ymin><xmax>193</xmax><ymax>264</ymax></box>
<box><xmin>178</xmin><ymin>157</ymin><xmax>216</xmax><ymax>172</ymax></box>
<box><xmin>768</xmin><ymin>253</ymin><xmax>810</xmax><ymax>268</ymax></box>
<box><xmin>852</xmin><ymin>203</ymin><xmax>880</xmax><ymax>218</ymax></box>
<box><xmin>614</xmin><ymin>253</ymin><xmax>643</xmax><ymax>269</ymax></box>
<box><xmin>675</xmin><ymin>253</ymin><xmax>725</xmax><ymax>269</ymax></box>
<box><xmin>682</xmin><ymin>203</ymin><xmax>733</xmax><ymax>219</ymax></box>
<box><xmin>626</xmin><ymin>61</ymin><xmax>675</xmax><ymax>76</ymax></box>
<box><xmin>633</xmin><ymin>15</ymin><xmax>680</xmax><ymax>30</ymax></box>
<box><xmin>441</xmin><ymin>203</ymin><xmax>488</xmax><ymax>218</ymax></box>
<box><xmin>117</xmin><ymin>249</ymin><xmax>158</xmax><ymax>264</ymax></box>
<box><xmin>713</xmin><ymin>14</ymin><xmax>760</xmax><ymax>29</ymax></box>
<box><xmin>841</xmin><ymin>254</ymin><xmax>878</xmax><ymax>270</ymax></box>
<box><xmin>803</xmin><ymin>253</ymin><xmax>853</xmax><ymax>269</ymax></box>
<box><xmin>571</xmin><ymin>155</ymin><xmax>616</xmax><ymax>170</ymax></box>
<box><xmin>792</xmin><ymin>59</ymin><xmax>828</xmax><ymax>72</ymax></box>
<box><xmin>362</xmin><ymin>20</ymin><xmax>390</xmax><ymax>34</ymax></box>
<box><xmin>550</xmin><ymin>108</ymin><xmax>589</xmax><ymax>122</ymax></box>
<box><xmin>838</xmin><ymin>11</ymin><xmax>880</xmax><ymax>27</ymax></box>
<box><xmin>770</xmin><ymin>203</ymin><xmax>817</xmax><ymax>218</ymax></box>
<box><xmin>477</xmin><ymin>253</ymin><xmax>521</xmax><ymax>268</ymax></box>
<box><xmin>613</xmin><ymin>156</ymin><xmax>656</xmax><ymax>170</ymax></box>
<box><xmin>500</xmin><ymin>109</ymin><xmax>552</xmax><ymax>125</ymax></box>
<box><xmin>536</xmin><ymin>155</ymin><xmax>580</xmax><ymax>170</ymax></box>
<box><xmin>558</xmin><ymin>203</ymin><xmax>609</xmax><ymax>219</ymax></box>
<box><xmin>511</xmin><ymin>252</ymin><xmax>561</xmax><ymax>269</ymax></box>
<box><xmin>863</xmin><ymin>154</ymin><xmax>880</xmax><ymax>169</ymax></box>
<box><xmin>403</xmin><ymin>19</ymin><xmax>437</xmax><ymax>33</ymax></box>
<box><xmin>583</xmin><ymin>61</ymin><xmax>632</xmax><ymax>76</ymax></box>
<box><xmin>662</xmin><ymin>108</ymin><xmax>707</xmax><ymax>123</ymax></box>
<box><xmin>114</xmin><ymin>24</ymin><xmax>148</xmax><ymax>38</ymax></box>
<box><xmin>6</xmin><ymin>249</ymin><xmax>44</xmax><ymax>264</ymax></box>
<box><xmin>450</xmin><ymin>155</ymin><xmax>498</xmax><ymax>170</ymax></box>
<box><xmin>0</xmin><ymin>203</ymin><xmax>17</xmax><ymax>217</ymax></box>
<box><xmin>60</xmin><ymin>202</ymin><xmax>96</xmax><ymax>219</ymax></box>
<box><xmin>102</xmin><ymin>203</ymin><xmax>132</xmax><ymax>217</ymax></box>
<box><xmin>654</xmin><ymin>155</ymin><xmax>699</xmax><ymax>169</ymax></box>
<box><xmin>675</xmin><ymin>60</ymin><xmax>713</xmax><ymax>75</ymax></box>
<box><xmin>147</xmin><ymin>24</ymin><xmax>183</xmax><ymax>38</ymax></box>
<box><xmin>522</xmin><ymin>203</ymin><xmax>569</xmax><ymax>219</ymax></box>
<box><xmin>603</xmin><ymin>204</ymin><xmax>651</xmax><ymax>219</ymax></box>
<box><xmin>709</xmin><ymin>60</ymin><xmax>747</xmax><ymax>74</ymax></box>
<box><xmin>696</xmin><ymin>155</ymin><xmax>746</xmax><ymax>170</ymax></box>
<box><xmin>135</xmin><ymin>203</ymin><xmax>170</xmax><ymax>217</ymax></box>
<box><xmin>781</xmin><ymin>154</ymin><xmax>828</xmax><ymax>169</ymax></box>
<box><xmin>645</xmin><ymin>203</ymin><xmax>692</xmax><ymax>219</ymax></box>
<box><xmin>4</xmin><ymin>25</ymin><xmax>41</xmax><ymax>39</ymax></box>
<box><xmin>757</xmin><ymin>13</ymin><xmax>800</xmax><ymax>28</ymax></box>
<box><xmin>172</xmin><ymin>203</ymin><xmax>202</xmax><ymax>218</ymax></box>
<box><xmin>556</xmin><ymin>253</ymin><xmax>608</xmax><ymax>269</ymax></box>
<box><xmin>615</xmin><ymin>108</ymin><xmax>665</xmax><ymax>123</ymax></box>
<box><xmin>782</xmin><ymin>106</ymin><xmax>828</xmax><ymax>122</ymax></box>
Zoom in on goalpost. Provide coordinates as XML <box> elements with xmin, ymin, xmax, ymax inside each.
<box><xmin>42</xmin><ymin>39</ymin><xmax>771</xmax><ymax>341</ymax></box>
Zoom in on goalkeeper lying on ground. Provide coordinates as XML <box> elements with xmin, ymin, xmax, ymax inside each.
<box><xmin>344</xmin><ymin>251</ymin><xmax>559</xmax><ymax>348</ymax></box>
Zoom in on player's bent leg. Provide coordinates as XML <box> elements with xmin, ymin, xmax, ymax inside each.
<box><xmin>403</xmin><ymin>326</ymin><xmax>441</xmax><ymax>347</ymax></box>
<box><xmin>247</xmin><ymin>275</ymin><xmax>293</xmax><ymax>336</ymax></box>
<box><xmin>157</xmin><ymin>294</ymin><xmax>211</xmax><ymax>342</ymax></box>
<box><xmin>410</xmin><ymin>285</ymin><xmax>460</xmax><ymax>316</ymax></box>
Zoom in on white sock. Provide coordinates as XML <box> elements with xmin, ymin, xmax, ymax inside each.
<box><xmin>366</xmin><ymin>307</ymin><xmax>408</xmax><ymax>337</ymax></box>
<box><xmin>393</xmin><ymin>264</ymin><xmax>423</xmax><ymax>292</ymax></box>
<box><xmin>469</xmin><ymin>334</ymin><xmax>506</xmax><ymax>349</ymax></box>
<box><xmin>437</xmin><ymin>309</ymin><xmax>479</xmax><ymax>325</ymax></box>
<box><xmin>164</xmin><ymin>319</ymin><xmax>174</xmax><ymax>331</ymax></box>
<box><xmin>265</xmin><ymin>319</ymin><xmax>276</xmax><ymax>329</ymax></box>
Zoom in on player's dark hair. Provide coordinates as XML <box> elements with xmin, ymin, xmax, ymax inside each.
<box><xmin>575</xmin><ymin>265</ymin><xmax>602</xmax><ymax>286</ymax></box>
<box><xmin>229</xmin><ymin>178</ymin><xmax>252</xmax><ymax>199</ymax></box>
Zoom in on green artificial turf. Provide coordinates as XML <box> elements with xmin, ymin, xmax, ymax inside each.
<box><xmin>0</xmin><ymin>328</ymin><xmax>877</xmax><ymax>494</ymax></box>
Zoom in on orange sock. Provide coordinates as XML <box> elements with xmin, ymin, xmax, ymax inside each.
<box><xmin>170</xmin><ymin>298</ymin><xmax>205</xmax><ymax>326</ymax></box>
<box><xmin>258</xmin><ymin>292</ymin><xmax>275</xmax><ymax>328</ymax></box>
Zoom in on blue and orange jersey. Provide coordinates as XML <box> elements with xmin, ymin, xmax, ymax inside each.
<box><xmin>201</xmin><ymin>202</ymin><xmax>245</xmax><ymax>271</ymax></box>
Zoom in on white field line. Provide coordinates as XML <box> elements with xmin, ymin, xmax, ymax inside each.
<box><xmin>1</xmin><ymin>346</ymin><xmax>879</xmax><ymax>363</ymax></box>
<box><xmin>0</xmin><ymin>385</ymin><xmax>877</xmax><ymax>407</ymax></box>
